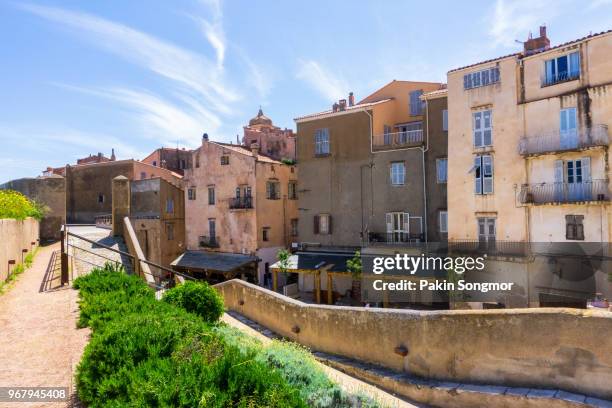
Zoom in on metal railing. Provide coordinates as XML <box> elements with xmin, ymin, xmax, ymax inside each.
<box><xmin>61</xmin><ymin>227</ymin><xmax>194</xmax><ymax>290</ymax></box>
<box><xmin>542</xmin><ymin>70</ymin><xmax>580</xmax><ymax>87</ymax></box>
<box><xmin>372</xmin><ymin>130</ymin><xmax>424</xmax><ymax>151</ymax></box>
<box><xmin>519</xmin><ymin>180</ymin><xmax>610</xmax><ymax>204</ymax></box>
<box><xmin>94</xmin><ymin>214</ymin><xmax>112</xmax><ymax>229</ymax></box>
<box><xmin>448</xmin><ymin>240</ymin><xmax>530</xmax><ymax>257</ymax></box>
<box><xmin>367</xmin><ymin>232</ymin><xmax>424</xmax><ymax>245</ymax></box>
<box><xmin>518</xmin><ymin>125</ymin><xmax>609</xmax><ymax>156</ymax></box>
<box><xmin>199</xmin><ymin>235</ymin><xmax>220</xmax><ymax>248</ymax></box>
<box><xmin>229</xmin><ymin>196</ymin><xmax>253</xmax><ymax>209</ymax></box>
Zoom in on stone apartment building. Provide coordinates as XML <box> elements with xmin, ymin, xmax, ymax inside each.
<box><xmin>242</xmin><ymin>108</ymin><xmax>296</xmax><ymax>161</ymax></box>
<box><xmin>43</xmin><ymin>150</ymin><xmax>116</xmax><ymax>176</ymax></box>
<box><xmin>447</xmin><ymin>27</ymin><xmax>611</xmax><ymax>307</ymax></box>
<box><xmin>141</xmin><ymin>147</ymin><xmax>193</xmax><ymax>176</ymax></box>
<box><xmin>295</xmin><ymin>81</ymin><xmax>448</xmax><ymax>248</ymax></box>
<box><xmin>181</xmin><ymin>136</ymin><xmax>298</xmax><ymax>284</ymax></box>
<box><xmin>65</xmin><ymin>159</ymin><xmax>181</xmax><ymax>223</ymax></box>
<box><xmin>447</xmin><ymin>27</ymin><xmax>611</xmax><ymax>244</ymax></box>
<box><xmin>129</xmin><ymin>177</ymin><xmax>185</xmax><ymax>269</ymax></box>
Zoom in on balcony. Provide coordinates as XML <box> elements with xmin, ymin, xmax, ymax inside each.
<box><xmin>372</xmin><ymin>130</ymin><xmax>424</xmax><ymax>151</ymax></box>
<box><xmin>519</xmin><ymin>180</ymin><xmax>610</xmax><ymax>205</ymax></box>
<box><xmin>229</xmin><ymin>196</ymin><xmax>253</xmax><ymax>210</ymax></box>
<box><xmin>518</xmin><ymin>125</ymin><xmax>609</xmax><ymax>157</ymax></box>
<box><xmin>448</xmin><ymin>240</ymin><xmax>530</xmax><ymax>257</ymax></box>
<box><xmin>199</xmin><ymin>235</ymin><xmax>220</xmax><ymax>248</ymax></box>
<box><xmin>367</xmin><ymin>232</ymin><xmax>424</xmax><ymax>245</ymax></box>
<box><xmin>542</xmin><ymin>70</ymin><xmax>580</xmax><ymax>87</ymax></box>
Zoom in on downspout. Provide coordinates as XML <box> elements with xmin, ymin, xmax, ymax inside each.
<box><xmin>422</xmin><ymin>99</ymin><xmax>430</xmax><ymax>243</ymax></box>
<box><xmin>364</xmin><ymin>109</ymin><xmax>374</xmax><ymax>243</ymax></box>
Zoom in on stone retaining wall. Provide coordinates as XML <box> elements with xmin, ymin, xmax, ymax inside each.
<box><xmin>215</xmin><ymin>279</ymin><xmax>612</xmax><ymax>400</ymax></box>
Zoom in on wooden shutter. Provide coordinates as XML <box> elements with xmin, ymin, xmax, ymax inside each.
<box><xmin>313</xmin><ymin>215</ymin><xmax>320</xmax><ymax>234</ymax></box>
<box><xmin>554</xmin><ymin>160</ymin><xmax>564</xmax><ymax>183</ymax></box>
<box><xmin>474</xmin><ymin>156</ymin><xmax>482</xmax><ymax>194</ymax></box>
<box><xmin>328</xmin><ymin>215</ymin><xmax>333</xmax><ymax>234</ymax></box>
<box><xmin>483</xmin><ymin>155</ymin><xmax>493</xmax><ymax>194</ymax></box>
<box><xmin>581</xmin><ymin>157</ymin><xmax>591</xmax><ymax>181</ymax></box>
<box><xmin>385</xmin><ymin>213</ymin><xmax>393</xmax><ymax>234</ymax></box>
<box><xmin>473</xmin><ymin>112</ymin><xmax>483</xmax><ymax>147</ymax></box>
<box><xmin>442</xmin><ymin>110</ymin><xmax>448</xmax><ymax>131</ymax></box>
<box><xmin>266</xmin><ymin>181</ymin><xmax>271</xmax><ymax>199</ymax></box>
<box><xmin>402</xmin><ymin>213</ymin><xmax>410</xmax><ymax>234</ymax></box>
<box><xmin>569</xmin><ymin>52</ymin><xmax>580</xmax><ymax>75</ymax></box>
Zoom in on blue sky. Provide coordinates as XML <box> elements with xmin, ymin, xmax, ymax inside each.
<box><xmin>1</xmin><ymin>0</ymin><xmax>611</xmax><ymax>183</ymax></box>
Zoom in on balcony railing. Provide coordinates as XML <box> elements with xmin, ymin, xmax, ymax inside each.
<box><xmin>229</xmin><ymin>196</ymin><xmax>253</xmax><ymax>209</ymax></box>
<box><xmin>519</xmin><ymin>180</ymin><xmax>610</xmax><ymax>205</ymax></box>
<box><xmin>372</xmin><ymin>130</ymin><xmax>424</xmax><ymax>151</ymax></box>
<box><xmin>518</xmin><ymin>125</ymin><xmax>609</xmax><ymax>156</ymax></box>
<box><xmin>448</xmin><ymin>240</ymin><xmax>530</xmax><ymax>257</ymax></box>
<box><xmin>367</xmin><ymin>232</ymin><xmax>424</xmax><ymax>245</ymax></box>
<box><xmin>542</xmin><ymin>70</ymin><xmax>580</xmax><ymax>87</ymax></box>
<box><xmin>199</xmin><ymin>235</ymin><xmax>220</xmax><ymax>248</ymax></box>
<box><xmin>94</xmin><ymin>214</ymin><xmax>112</xmax><ymax>230</ymax></box>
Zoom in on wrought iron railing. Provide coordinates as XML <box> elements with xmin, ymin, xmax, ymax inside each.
<box><xmin>199</xmin><ymin>235</ymin><xmax>220</xmax><ymax>248</ymax></box>
<box><xmin>519</xmin><ymin>180</ymin><xmax>610</xmax><ymax>204</ymax></box>
<box><xmin>448</xmin><ymin>240</ymin><xmax>530</xmax><ymax>257</ymax></box>
<box><xmin>372</xmin><ymin>130</ymin><xmax>424</xmax><ymax>151</ymax></box>
<box><xmin>229</xmin><ymin>196</ymin><xmax>253</xmax><ymax>209</ymax></box>
<box><xmin>518</xmin><ymin>125</ymin><xmax>609</xmax><ymax>156</ymax></box>
<box><xmin>542</xmin><ymin>70</ymin><xmax>580</xmax><ymax>87</ymax></box>
<box><xmin>367</xmin><ymin>232</ymin><xmax>424</xmax><ymax>245</ymax></box>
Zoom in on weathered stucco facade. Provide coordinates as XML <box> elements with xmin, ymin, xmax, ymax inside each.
<box><xmin>183</xmin><ymin>139</ymin><xmax>298</xmax><ymax>283</ymax></box>
<box><xmin>141</xmin><ymin>147</ymin><xmax>193</xmax><ymax>176</ymax></box>
<box><xmin>295</xmin><ymin>81</ymin><xmax>447</xmax><ymax>248</ymax></box>
<box><xmin>130</xmin><ymin>177</ymin><xmax>185</xmax><ymax>268</ymax></box>
<box><xmin>447</xmin><ymin>30</ymin><xmax>612</xmax><ymax>244</ymax></box>
<box><xmin>65</xmin><ymin>159</ymin><xmax>181</xmax><ymax>224</ymax></box>
<box><xmin>242</xmin><ymin>108</ymin><xmax>296</xmax><ymax>161</ymax></box>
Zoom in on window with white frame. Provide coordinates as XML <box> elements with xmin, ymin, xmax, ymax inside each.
<box><xmin>474</xmin><ymin>155</ymin><xmax>493</xmax><ymax>194</ymax></box>
<box><xmin>439</xmin><ymin>211</ymin><xmax>448</xmax><ymax>233</ymax></box>
<box><xmin>390</xmin><ymin>162</ymin><xmax>405</xmax><ymax>185</ymax></box>
<box><xmin>463</xmin><ymin>67</ymin><xmax>500</xmax><ymax>89</ymax></box>
<box><xmin>436</xmin><ymin>158</ymin><xmax>448</xmax><ymax>183</ymax></box>
<box><xmin>565</xmin><ymin>215</ymin><xmax>584</xmax><ymax>240</ymax></box>
<box><xmin>315</xmin><ymin>128</ymin><xmax>330</xmax><ymax>155</ymax></box>
<box><xmin>385</xmin><ymin>212</ymin><xmax>410</xmax><ymax>242</ymax></box>
<box><xmin>442</xmin><ymin>109</ymin><xmax>448</xmax><ymax>131</ymax></box>
<box><xmin>544</xmin><ymin>52</ymin><xmax>580</xmax><ymax>86</ymax></box>
<box><xmin>473</xmin><ymin>110</ymin><xmax>492</xmax><ymax>147</ymax></box>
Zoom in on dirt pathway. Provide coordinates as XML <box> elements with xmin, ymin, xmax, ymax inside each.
<box><xmin>0</xmin><ymin>242</ymin><xmax>89</xmax><ymax>408</ymax></box>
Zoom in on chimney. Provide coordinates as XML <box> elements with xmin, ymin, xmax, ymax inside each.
<box><xmin>332</xmin><ymin>102</ymin><xmax>339</xmax><ymax>112</ymax></box>
<box><xmin>348</xmin><ymin>92</ymin><xmax>355</xmax><ymax>107</ymax></box>
<box><xmin>250</xmin><ymin>142</ymin><xmax>260</xmax><ymax>157</ymax></box>
<box><xmin>202</xmin><ymin>133</ymin><xmax>209</xmax><ymax>145</ymax></box>
<box><xmin>110</xmin><ymin>148</ymin><xmax>116</xmax><ymax>161</ymax></box>
<box><xmin>524</xmin><ymin>25</ymin><xmax>550</xmax><ymax>55</ymax></box>
<box><xmin>339</xmin><ymin>99</ymin><xmax>347</xmax><ymax>111</ymax></box>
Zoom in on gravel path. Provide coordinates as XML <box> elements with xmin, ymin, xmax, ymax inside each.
<box><xmin>0</xmin><ymin>242</ymin><xmax>89</xmax><ymax>407</ymax></box>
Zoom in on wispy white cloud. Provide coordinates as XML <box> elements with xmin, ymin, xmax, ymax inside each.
<box><xmin>295</xmin><ymin>59</ymin><xmax>349</xmax><ymax>102</ymax></box>
<box><xmin>53</xmin><ymin>83</ymin><xmax>220</xmax><ymax>147</ymax></box>
<box><xmin>18</xmin><ymin>2</ymin><xmax>240</xmax><ymax>109</ymax></box>
<box><xmin>488</xmin><ymin>0</ymin><xmax>559</xmax><ymax>48</ymax></box>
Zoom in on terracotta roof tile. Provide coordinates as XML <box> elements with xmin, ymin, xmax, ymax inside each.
<box><xmin>294</xmin><ymin>98</ymin><xmax>393</xmax><ymax>122</ymax></box>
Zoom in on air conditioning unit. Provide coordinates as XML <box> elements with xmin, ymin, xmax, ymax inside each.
<box><xmin>291</xmin><ymin>242</ymin><xmax>303</xmax><ymax>251</ymax></box>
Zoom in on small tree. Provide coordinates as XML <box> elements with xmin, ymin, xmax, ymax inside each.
<box><xmin>347</xmin><ymin>251</ymin><xmax>362</xmax><ymax>279</ymax></box>
<box><xmin>277</xmin><ymin>249</ymin><xmax>291</xmax><ymax>274</ymax></box>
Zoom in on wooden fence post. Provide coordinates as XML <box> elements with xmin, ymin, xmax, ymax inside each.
<box><xmin>60</xmin><ymin>227</ymin><xmax>69</xmax><ymax>285</ymax></box>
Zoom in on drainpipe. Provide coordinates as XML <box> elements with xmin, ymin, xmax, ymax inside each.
<box><xmin>422</xmin><ymin>99</ymin><xmax>430</xmax><ymax>243</ymax></box>
<box><xmin>363</xmin><ymin>109</ymin><xmax>375</xmax><ymax>243</ymax></box>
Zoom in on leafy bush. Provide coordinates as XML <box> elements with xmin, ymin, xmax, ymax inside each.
<box><xmin>75</xmin><ymin>267</ymin><xmax>380</xmax><ymax>408</ymax></box>
<box><xmin>75</xmin><ymin>267</ymin><xmax>306</xmax><ymax>407</ymax></box>
<box><xmin>162</xmin><ymin>280</ymin><xmax>224</xmax><ymax>324</ymax></box>
<box><xmin>0</xmin><ymin>190</ymin><xmax>45</xmax><ymax>220</ymax></box>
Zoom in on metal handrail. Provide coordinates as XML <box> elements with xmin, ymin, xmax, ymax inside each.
<box><xmin>519</xmin><ymin>180</ymin><xmax>610</xmax><ymax>204</ymax></box>
<box><xmin>518</xmin><ymin>125</ymin><xmax>609</xmax><ymax>156</ymax></box>
<box><xmin>372</xmin><ymin>130</ymin><xmax>424</xmax><ymax>150</ymax></box>
<box><xmin>66</xmin><ymin>231</ymin><xmax>135</xmax><ymax>259</ymax></box>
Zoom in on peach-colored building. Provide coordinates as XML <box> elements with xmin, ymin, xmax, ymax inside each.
<box><xmin>447</xmin><ymin>27</ymin><xmax>611</xmax><ymax>244</ymax></box>
<box><xmin>242</xmin><ymin>108</ymin><xmax>296</xmax><ymax>161</ymax></box>
<box><xmin>183</xmin><ymin>136</ymin><xmax>298</xmax><ymax>284</ymax></box>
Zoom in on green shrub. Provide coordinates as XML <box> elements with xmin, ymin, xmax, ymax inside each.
<box><xmin>75</xmin><ymin>268</ymin><xmax>306</xmax><ymax>408</ymax></box>
<box><xmin>162</xmin><ymin>280</ymin><xmax>224</xmax><ymax>324</ymax></box>
<box><xmin>0</xmin><ymin>190</ymin><xmax>45</xmax><ymax>220</ymax></box>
